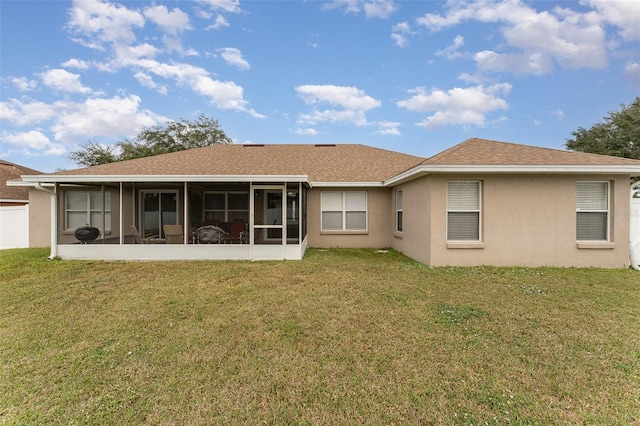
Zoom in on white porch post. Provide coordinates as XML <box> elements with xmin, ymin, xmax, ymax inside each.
<box><xmin>184</xmin><ymin>181</ymin><xmax>189</xmax><ymax>244</ymax></box>
<box><xmin>50</xmin><ymin>183</ymin><xmax>58</xmax><ymax>259</ymax></box>
<box><xmin>119</xmin><ymin>182</ymin><xmax>124</xmax><ymax>245</ymax></box>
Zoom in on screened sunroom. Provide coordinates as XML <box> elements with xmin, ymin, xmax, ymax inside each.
<box><xmin>45</xmin><ymin>177</ymin><xmax>308</xmax><ymax>261</ymax></box>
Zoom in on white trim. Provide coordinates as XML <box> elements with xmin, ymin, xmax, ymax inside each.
<box><xmin>385</xmin><ymin>164</ymin><xmax>640</xmax><ymax>186</ymax></box>
<box><xmin>0</xmin><ymin>198</ymin><xmax>29</xmax><ymax>203</ymax></box>
<box><xmin>446</xmin><ymin>180</ymin><xmax>482</xmax><ymax>242</ymax></box>
<box><xmin>576</xmin><ymin>180</ymin><xmax>610</xmax><ymax>242</ymax></box>
<box><xmin>395</xmin><ymin>189</ymin><xmax>403</xmax><ymax>233</ymax></box>
<box><xmin>312</xmin><ymin>181</ymin><xmax>384</xmax><ymax>187</ymax></box>
<box><xmin>18</xmin><ymin>174</ymin><xmax>311</xmax><ymax>184</ymax></box>
<box><xmin>320</xmin><ymin>190</ymin><xmax>368</xmax><ymax>232</ymax></box>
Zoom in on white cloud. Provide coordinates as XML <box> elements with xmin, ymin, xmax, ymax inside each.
<box><xmin>584</xmin><ymin>0</ymin><xmax>640</xmax><ymax>41</ymax></box>
<box><xmin>62</xmin><ymin>58</ymin><xmax>91</xmax><ymax>70</ymax></box>
<box><xmin>323</xmin><ymin>0</ymin><xmax>398</xmax><ymax>19</ymax></box>
<box><xmin>294</xmin><ymin>128</ymin><xmax>319</xmax><ymax>136</ymax></box>
<box><xmin>196</xmin><ymin>0</ymin><xmax>242</xmax><ymax>30</ymax></box>
<box><xmin>549</xmin><ymin>109</ymin><xmax>565</xmax><ymax>120</ymax></box>
<box><xmin>9</xmin><ymin>77</ymin><xmax>37</xmax><ymax>91</ymax></box>
<box><xmin>391</xmin><ymin>21</ymin><xmax>414</xmax><ymax>48</ymax></box>
<box><xmin>363</xmin><ymin>1</ymin><xmax>398</xmax><ymax>19</ymax></box>
<box><xmin>295</xmin><ymin>85</ymin><xmax>380</xmax><ymax>127</ymax></box>
<box><xmin>196</xmin><ymin>0</ymin><xmax>242</xmax><ymax>14</ymax></box>
<box><xmin>624</xmin><ymin>62</ymin><xmax>640</xmax><ymax>88</ymax></box>
<box><xmin>474</xmin><ymin>50</ymin><xmax>554</xmax><ymax>75</ymax></box>
<box><xmin>143</xmin><ymin>4</ymin><xmax>191</xmax><ymax>36</ymax></box>
<box><xmin>436</xmin><ymin>35</ymin><xmax>465</xmax><ymax>60</ymax></box>
<box><xmin>0</xmin><ymin>99</ymin><xmax>58</xmax><ymax>126</ymax></box>
<box><xmin>298</xmin><ymin>109</ymin><xmax>369</xmax><ymax>127</ymax></box>
<box><xmin>206</xmin><ymin>15</ymin><xmax>230</xmax><ymax>30</ymax></box>
<box><xmin>1</xmin><ymin>130</ymin><xmax>66</xmax><ymax>156</ymax></box>
<box><xmin>67</xmin><ymin>0</ymin><xmax>145</xmax><ymax>48</ymax></box>
<box><xmin>50</xmin><ymin>95</ymin><xmax>161</xmax><ymax>143</ymax></box>
<box><xmin>417</xmin><ymin>0</ymin><xmax>610</xmax><ymax>75</ymax></box>
<box><xmin>375</xmin><ymin>121</ymin><xmax>401</xmax><ymax>135</ymax></box>
<box><xmin>296</xmin><ymin>85</ymin><xmax>381</xmax><ymax>110</ymax></box>
<box><xmin>40</xmin><ymin>69</ymin><xmax>92</xmax><ymax>94</ymax></box>
<box><xmin>133</xmin><ymin>72</ymin><xmax>168</xmax><ymax>95</ymax></box>
<box><xmin>217</xmin><ymin>47</ymin><xmax>250</xmax><ymax>70</ymax></box>
<box><xmin>397</xmin><ymin>83</ymin><xmax>511</xmax><ymax>129</ymax></box>
<box><xmin>130</xmin><ymin>58</ymin><xmax>263</xmax><ymax>117</ymax></box>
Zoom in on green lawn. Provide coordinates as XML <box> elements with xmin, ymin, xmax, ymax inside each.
<box><xmin>1</xmin><ymin>248</ymin><xmax>639</xmax><ymax>425</ymax></box>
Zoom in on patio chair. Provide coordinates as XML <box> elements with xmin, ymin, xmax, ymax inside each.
<box><xmin>226</xmin><ymin>221</ymin><xmax>246</xmax><ymax>244</ymax></box>
<box><xmin>130</xmin><ymin>225</ymin><xmax>160</xmax><ymax>244</ymax></box>
<box><xmin>195</xmin><ymin>225</ymin><xmax>228</xmax><ymax>244</ymax></box>
<box><xmin>163</xmin><ymin>224</ymin><xmax>184</xmax><ymax>244</ymax></box>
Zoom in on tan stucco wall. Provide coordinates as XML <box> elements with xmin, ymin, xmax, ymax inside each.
<box><xmin>423</xmin><ymin>174</ymin><xmax>630</xmax><ymax>268</ymax></box>
<box><xmin>390</xmin><ymin>176</ymin><xmax>432</xmax><ymax>264</ymax></box>
<box><xmin>28</xmin><ymin>188</ymin><xmax>51</xmax><ymax>248</ymax></box>
<box><xmin>307</xmin><ymin>187</ymin><xmax>392</xmax><ymax>249</ymax></box>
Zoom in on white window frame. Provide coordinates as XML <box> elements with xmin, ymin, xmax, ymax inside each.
<box><xmin>576</xmin><ymin>181</ymin><xmax>610</xmax><ymax>241</ymax></box>
<box><xmin>64</xmin><ymin>190</ymin><xmax>111</xmax><ymax>232</ymax></box>
<box><xmin>321</xmin><ymin>191</ymin><xmax>368</xmax><ymax>231</ymax></box>
<box><xmin>395</xmin><ymin>189</ymin><xmax>403</xmax><ymax>233</ymax></box>
<box><xmin>203</xmin><ymin>191</ymin><xmax>249</xmax><ymax>223</ymax></box>
<box><xmin>446</xmin><ymin>181</ymin><xmax>481</xmax><ymax>242</ymax></box>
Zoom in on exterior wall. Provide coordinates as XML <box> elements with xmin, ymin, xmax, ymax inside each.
<box><xmin>427</xmin><ymin>174</ymin><xmax>631</xmax><ymax>268</ymax></box>
<box><xmin>390</xmin><ymin>175</ymin><xmax>432</xmax><ymax>264</ymax></box>
<box><xmin>307</xmin><ymin>187</ymin><xmax>392</xmax><ymax>249</ymax></box>
<box><xmin>28</xmin><ymin>188</ymin><xmax>51</xmax><ymax>248</ymax></box>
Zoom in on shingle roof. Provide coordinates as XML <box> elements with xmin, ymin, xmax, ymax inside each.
<box><xmin>1</xmin><ymin>160</ymin><xmax>42</xmax><ymax>201</ymax></box>
<box><xmin>423</xmin><ymin>138</ymin><xmax>640</xmax><ymax>166</ymax></box>
<box><xmin>54</xmin><ymin>144</ymin><xmax>426</xmax><ymax>183</ymax></box>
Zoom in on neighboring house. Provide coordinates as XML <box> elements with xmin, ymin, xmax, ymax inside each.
<box><xmin>0</xmin><ymin>160</ymin><xmax>43</xmax><ymax>249</ymax></box>
<box><xmin>10</xmin><ymin>138</ymin><xmax>640</xmax><ymax>268</ymax></box>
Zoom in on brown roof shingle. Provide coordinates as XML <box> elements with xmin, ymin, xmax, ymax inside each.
<box><xmin>54</xmin><ymin>144</ymin><xmax>426</xmax><ymax>183</ymax></box>
<box><xmin>1</xmin><ymin>160</ymin><xmax>42</xmax><ymax>201</ymax></box>
<box><xmin>423</xmin><ymin>138</ymin><xmax>640</xmax><ymax>166</ymax></box>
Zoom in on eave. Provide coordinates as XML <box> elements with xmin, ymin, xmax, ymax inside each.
<box><xmin>384</xmin><ymin>164</ymin><xmax>640</xmax><ymax>186</ymax></box>
<box><xmin>14</xmin><ymin>174</ymin><xmax>312</xmax><ymax>186</ymax></box>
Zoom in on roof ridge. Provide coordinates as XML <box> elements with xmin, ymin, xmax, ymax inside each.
<box><xmin>423</xmin><ymin>138</ymin><xmax>476</xmax><ymax>164</ymax></box>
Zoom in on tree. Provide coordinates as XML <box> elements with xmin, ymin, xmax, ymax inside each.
<box><xmin>68</xmin><ymin>141</ymin><xmax>117</xmax><ymax>167</ymax></box>
<box><xmin>69</xmin><ymin>114</ymin><xmax>232</xmax><ymax>167</ymax></box>
<box><xmin>565</xmin><ymin>97</ymin><xmax>640</xmax><ymax>160</ymax></box>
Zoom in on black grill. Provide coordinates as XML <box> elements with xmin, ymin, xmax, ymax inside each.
<box><xmin>74</xmin><ymin>226</ymin><xmax>100</xmax><ymax>244</ymax></box>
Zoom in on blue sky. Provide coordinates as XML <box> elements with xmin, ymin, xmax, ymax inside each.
<box><xmin>1</xmin><ymin>0</ymin><xmax>639</xmax><ymax>173</ymax></box>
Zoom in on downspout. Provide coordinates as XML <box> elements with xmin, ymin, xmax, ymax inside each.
<box><xmin>631</xmin><ymin>244</ymin><xmax>640</xmax><ymax>271</ymax></box>
<box><xmin>631</xmin><ymin>182</ymin><xmax>640</xmax><ymax>271</ymax></box>
<box><xmin>34</xmin><ymin>182</ymin><xmax>58</xmax><ymax>260</ymax></box>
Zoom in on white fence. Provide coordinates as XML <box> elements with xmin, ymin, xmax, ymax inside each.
<box><xmin>632</xmin><ymin>189</ymin><xmax>640</xmax><ymax>250</ymax></box>
<box><xmin>0</xmin><ymin>205</ymin><xmax>29</xmax><ymax>249</ymax></box>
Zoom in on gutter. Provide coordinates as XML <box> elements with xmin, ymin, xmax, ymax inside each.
<box><xmin>33</xmin><ymin>183</ymin><xmax>58</xmax><ymax>260</ymax></box>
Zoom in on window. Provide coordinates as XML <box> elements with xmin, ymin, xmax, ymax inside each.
<box><xmin>204</xmin><ymin>191</ymin><xmax>249</xmax><ymax>223</ymax></box>
<box><xmin>396</xmin><ymin>189</ymin><xmax>403</xmax><ymax>232</ymax></box>
<box><xmin>65</xmin><ymin>191</ymin><xmax>111</xmax><ymax>231</ymax></box>
<box><xmin>321</xmin><ymin>191</ymin><xmax>367</xmax><ymax>231</ymax></box>
<box><xmin>447</xmin><ymin>181</ymin><xmax>480</xmax><ymax>241</ymax></box>
<box><xmin>576</xmin><ymin>181</ymin><xmax>609</xmax><ymax>241</ymax></box>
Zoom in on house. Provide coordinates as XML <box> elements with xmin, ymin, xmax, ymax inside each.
<box><xmin>10</xmin><ymin>138</ymin><xmax>640</xmax><ymax>268</ymax></box>
<box><xmin>0</xmin><ymin>160</ymin><xmax>43</xmax><ymax>249</ymax></box>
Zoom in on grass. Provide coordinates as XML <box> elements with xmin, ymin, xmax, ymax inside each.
<box><xmin>1</xmin><ymin>248</ymin><xmax>639</xmax><ymax>425</ymax></box>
